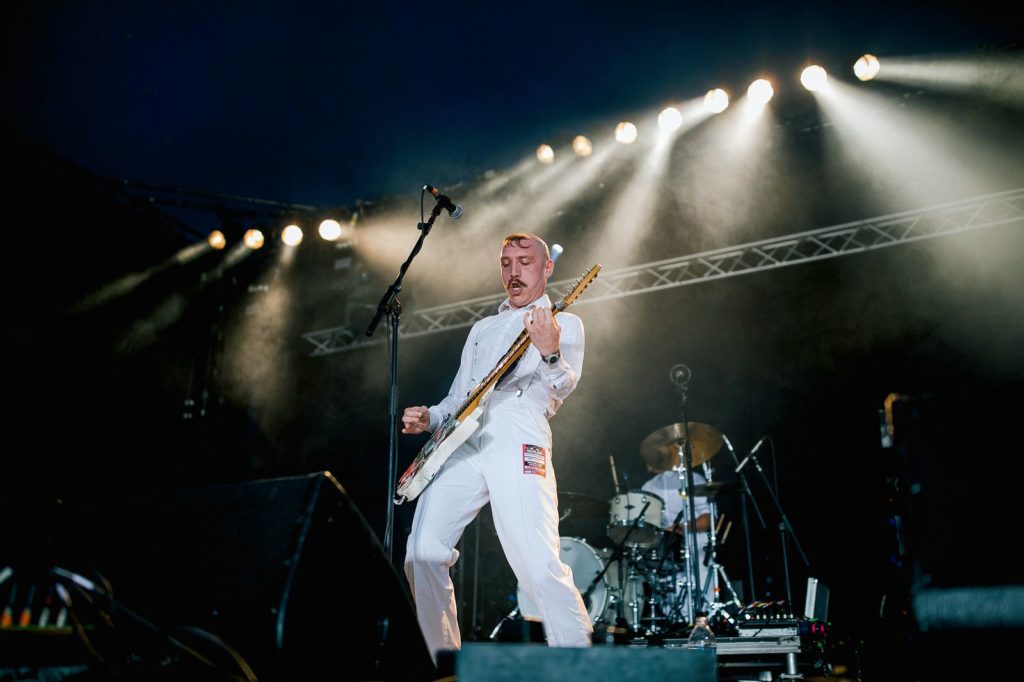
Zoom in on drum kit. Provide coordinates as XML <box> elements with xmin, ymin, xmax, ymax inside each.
<box><xmin>516</xmin><ymin>421</ymin><xmax>745</xmax><ymax>639</ymax></box>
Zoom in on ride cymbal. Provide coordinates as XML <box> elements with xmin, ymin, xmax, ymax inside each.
<box><xmin>640</xmin><ymin>422</ymin><xmax>724</xmax><ymax>471</ymax></box>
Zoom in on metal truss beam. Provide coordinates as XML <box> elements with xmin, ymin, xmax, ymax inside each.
<box><xmin>303</xmin><ymin>188</ymin><xmax>1024</xmax><ymax>356</ymax></box>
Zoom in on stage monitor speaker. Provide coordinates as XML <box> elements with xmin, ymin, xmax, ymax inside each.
<box><xmin>441</xmin><ymin>643</ymin><xmax>716</xmax><ymax>682</ymax></box>
<box><xmin>64</xmin><ymin>471</ymin><xmax>434</xmax><ymax>680</ymax></box>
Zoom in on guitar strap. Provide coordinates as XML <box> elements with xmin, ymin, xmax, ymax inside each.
<box><xmin>494</xmin><ymin>355</ymin><xmax>522</xmax><ymax>389</ymax></box>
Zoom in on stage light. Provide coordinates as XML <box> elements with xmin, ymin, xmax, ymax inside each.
<box><xmin>572</xmin><ymin>135</ymin><xmax>593</xmax><ymax>157</ymax></box>
<box><xmin>703</xmin><ymin>88</ymin><xmax>729</xmax><ymax>114</ymax></box>
<box><xmin>243</xmin><ymin>229</ymin><xmax>265</xmax><ymax>250</ymax></box>
<box><xmin>854</xmin><ymin>54</ymin><xmax>881</xmax><ymax>81</ymax></box>
<box><xmin>658</xmin><ymin>106</ymin><xmax>683</xmax><ymax>132</ymax></box>
<box><xmin>536</xmin><ymin>144</ymin><xmax>555</xmax><ymax>164</ymax></box>
<box><xmin>747</xmin><ymin>79</ymin><xmax>774</xmax><ymax>106</ymax></box>
<box><xmin>801</xmin><ymin>65</ymin><xmax>829</xmax><ymax>91</ymax></box>
<box><xmin>281</xmin><ymin>224</ymin><xmax>303</xmax><ymax>246</ymax></box>
<box><xmin>319</xmin><ymin>219</ymin><xmax>342</xmax><ymax>241</ymax></box>
<box><xmin>615</xmin><ymin>121</ymin><xmax>638</xmax><ymax>144</ymax></box>
<box><xmin>208</xmin><ymin>230</ymin><xmax>226</xmax><ymax>250</ymax></box>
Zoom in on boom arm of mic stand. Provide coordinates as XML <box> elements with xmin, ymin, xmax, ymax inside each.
<box><xmin>723</xmin><ymin>438</ymin><xmax>768</xmax><ymax>529</ymax></box>
<box><xmin>365</xmin><ymin>201</ymin><xmax>442</xmax><ymax>338</ymax></box>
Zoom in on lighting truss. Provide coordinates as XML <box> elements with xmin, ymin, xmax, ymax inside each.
<box><xmin>303</xmin><ymin>188</ymin><xmax>1024</xmax><ymax>356</ymax></box>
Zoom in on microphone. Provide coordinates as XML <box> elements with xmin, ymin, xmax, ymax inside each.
<box><xmin>735</xmin><ymin>436</ymin><xmax>768</xmax><ymax>474</ymax></box>
<box><xmin>424</xmin><ymin>185</ymin><xmax>463</xmax><ymax>219</ymax></box>
<box><xmin>609</xmin><ymin>454</ymin><xmax>621</xmax><ymax>493</ymax></box>
<box><xmin>669</xmin><ymin>364</ymin><xmax>691</xmax><ymax>386</ymax></box>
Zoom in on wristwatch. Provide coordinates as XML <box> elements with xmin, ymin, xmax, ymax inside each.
<box><xmin>541</xmin><ymin>349</ymin><xmax>561</xmax><ymax>366</ymax></box>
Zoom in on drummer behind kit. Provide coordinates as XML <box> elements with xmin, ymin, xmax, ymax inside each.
<box><xmin>513</xmin><ymin>421</ymin><xmax>743</xmax><ymax>638</ymax></box>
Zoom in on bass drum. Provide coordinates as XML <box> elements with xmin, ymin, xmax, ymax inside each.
<box><xmin>517</xmin><ymin>537</ymin><xmax>611</xmax><ymax>625</ymax></box>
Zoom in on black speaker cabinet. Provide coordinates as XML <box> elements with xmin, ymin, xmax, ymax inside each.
<box><xmin>891</xmin><ymin>383</ymin><xmax>1024</xmax><ymax>632</ymax></box>
<box><xmin>63</xmin><ymin>471</ymin><xmax>434</xmax><ymax>680</ymax></box>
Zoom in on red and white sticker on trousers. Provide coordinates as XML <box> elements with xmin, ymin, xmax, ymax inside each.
<box><xmin>522</xmin><ymin>444</ymin><xmax>548</xmax><ymax>476</ymax></box>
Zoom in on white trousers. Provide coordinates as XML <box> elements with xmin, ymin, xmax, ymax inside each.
<box><xmin>404</xmin><ymin>392</ymin><xmax>593</xmax><ymax>658</ymax></box>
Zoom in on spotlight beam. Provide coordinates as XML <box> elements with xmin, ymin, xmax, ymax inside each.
<box><xmin>303</xmin><ymin>188</ymin><xmax>1024</xmax><ymax>354</ymax></box>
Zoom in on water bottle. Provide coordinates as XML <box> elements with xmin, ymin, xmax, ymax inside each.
<box><xmin>687</xmin><ymin>615</ymin><xmax>717</xmax><ymax>651</ymax></box>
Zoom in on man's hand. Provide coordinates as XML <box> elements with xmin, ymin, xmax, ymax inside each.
<box><xmin>524</xmin><ymin>308</ymin><xmax>560</xmax><ymax>356</ymax></box>
<box><xmin>402</xmin><ymin>405</ymin><xmax>430</xmax><ymax>434</ymax></box>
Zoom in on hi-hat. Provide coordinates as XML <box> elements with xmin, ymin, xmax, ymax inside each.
<box><xmin>557</xmin><ymin>491</ymin><xmax>608</xmax><ymax>520</ymax></box>
<box><xmin>692</xmin><ymin>481</ymin><xmax>738</xmax><ymax>497</ymax></box>
<box><xmin>640</xmin><ymin>422</ymin><xmax>724</xmax><ymax>471</ymax></box>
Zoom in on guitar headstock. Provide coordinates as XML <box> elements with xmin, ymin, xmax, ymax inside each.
<box><xmin>553</xmin><ymin>264</ymin><xmax>601</xmax><ymax>312</ymax></box>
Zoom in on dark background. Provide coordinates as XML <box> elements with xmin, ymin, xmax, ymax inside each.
<box><xmin>4</xmin><ymin>2</ymin><xmax>1023</xmax><ymax>679</ymax></box>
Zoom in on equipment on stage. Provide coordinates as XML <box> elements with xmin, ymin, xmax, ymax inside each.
<box><xmin>639</xmin><ymin>421</ymin><xmax>724</xmax><ymax>471</ymax></box>
<box><xmin>505</xmin><ymin>363</ymin><xmax>801</xmax><ymax>651</ymax></box>
<box><xmin>607</xmin><ymin>491</ymin><xmax>664</xmax><ymax>548</ymax></box>
<box><xmin>512</xmin><ymin>410</ymin><xmax>744</xmax><ymax>639</ymax></box>
<box><xmin>691</xmin><ymin>481</ymin><xmax>738</xmax><ymax>498</ymax></box>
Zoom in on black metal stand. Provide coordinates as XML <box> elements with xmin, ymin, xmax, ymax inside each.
<box><xmin>743</xmin><ymin>440</ymin><xmax>810</xmax><ymax>610</ymax></box>
<box><xmin>670</xmin><ymin>368</ymin><xmax>704</xmax><ymax>622</ymax></box>
<box><xmin>582</xmin><ymin>502</ymin><xmax>651</xmax><ymax>632</ymax></box>
<box><xmin>365</xmin><ymin>194</ymin><xmax>445</xmax><ymax>562</ymax></box>
<box><xmin>722</xmin><ymin>434</ymin><xmax>767</xmax><ymax>602</ymax></box>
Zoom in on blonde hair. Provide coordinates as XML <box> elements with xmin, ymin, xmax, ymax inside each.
<box><xmin>501</xmin><ymin>232</ymin><xmax>551</xmax><ymax>260</ymax></box>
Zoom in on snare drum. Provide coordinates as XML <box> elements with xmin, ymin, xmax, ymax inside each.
<box><xmin>607</xmin><ymin>490</ymin><xmax>664</xmax><ymax>548</ymax></box>
<box><xmin>517</xmin><ymin>537</ymin><xmax>611</xmax><ymax>625</ymax></box>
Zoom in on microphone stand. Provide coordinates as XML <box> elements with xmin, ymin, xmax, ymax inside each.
<box><xmin>722</xmin><ymin>434</ymin><xmax>767</xmax><ymax>603</ymax></box>
<box><xmin>671</xmin><ymin>374</ymin><xmax>704</xmax><ymax>622</ymax></box>
<box><xmin>743</xmin><ymin>441</ymin><xmax>810</xmax><ymax>611</ymax></box>
<box><xmin>365</xmin><ymin>196</ymin><xmax>445</xmax><ymax>563</ymax></box>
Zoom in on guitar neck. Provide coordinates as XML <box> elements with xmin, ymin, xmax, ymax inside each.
<box><xmin>454</xmin><ymin>301</ymin><xmax>560</xmax><ymax>419</ymax></box>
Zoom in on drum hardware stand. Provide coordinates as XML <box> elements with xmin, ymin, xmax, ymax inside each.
<box><xmin>663</xmin><ymin>491</ymin><xmax>712</xmax><ymax>631</ymax></box>
<box><xmin>584</xmin><ymin>502</ymin><xmax>650</xmax><ymax>633</ymax></box>
<box><xmin>701</xmin><ymin>512</ymin><xmax>743</xmax><ymax>615</ymax></box>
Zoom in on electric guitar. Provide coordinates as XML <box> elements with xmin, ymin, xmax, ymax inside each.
<box><xmin>394</xmin><ymin>264</ymin><xmax>601</xmax><ymax>504</ymax></box>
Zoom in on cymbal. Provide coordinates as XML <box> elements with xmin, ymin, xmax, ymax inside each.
<box><xmin>557</xmin><ymin>491</ymin><xmax>609</xmax><ymax>520</ymax></box>
<box><xmin>640</xmin><ymin>422</ymin><xmax>724</xmax><ymax>471</ymax></box>
<box><xmin>692</xmin><ymin>481</ymin><xmax>738</xmax><ymax>497</ymax></box>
